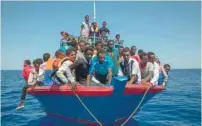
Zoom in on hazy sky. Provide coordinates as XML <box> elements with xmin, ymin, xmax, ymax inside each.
<box><xmin>1</xmin><ymin>1</ymin><xmax>201</xmax><ymax>70</ymax></box>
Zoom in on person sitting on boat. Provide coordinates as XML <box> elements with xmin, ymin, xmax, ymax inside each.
<box><xmin>118</xmin><ymin>47</ymin><xmax>141</xmax><ymax>84</ymax></box>
<box><xmin>76</xmin><ymin>40</ymin><xmax>86</xmax><ymax>60</ymax></box>
<box><xmin>148</xmin><ymin>52</ymin><xmax>159</xmax><ymax>85</ymax></box>
<box><xmin>22</xmin><ymin>60</ymin><xmax>33</xmax><ymax>83</ymax></box>
<box><xmin>80</xmin><ymin>15</ymin><xmax>91</xmax><ymax>40</ymax></box>
<box><xmin>99</xmin><ymin>21</ymin><xmax>110</xmax><ymax>42</ymax></box>
<box><xmin>87</xmin><ymin>48</ymin><xmax>113</xmax><ymax>86</ymax></box>
<box><xmin>139</xmin><ymin>52</ymin><xmax>154</xmax><ymax>86</ymax></box>
<box><xmin>60</xmin><ymin>31</ymin><xmax>73</xmax><ymax>53</ymax></box>
<box><xmin>37</xmin><ymin>53</ymin><xmax>50</xmax><ymax>84</ymax></box>
<box><xmin>69</xmin><ymin>46</ymin><xmax>94</xmax><ymax>86</ymax></box>
<box><xmin>106</xmin><ymin>40</ymin><xmax>119</xmax><ymax>76</ymax></box>
<box><xmin>114</xmin><ymin>34</ymin><xmax>124</xmax><ymax>49</ymax></box>
<box><xmin>56</xmin><ymin>48</ymin><xmax>78</xmax><ymax>91</ymax></box>
<box><xmin>93</xmin><ymin>41</ymin><xmax>102</xmax><ymax>58</ymax></box>
<box><xmin>17</xmin><ymin>58</ymin><xmax>43</xmax><ymax>110</ymax></box>
<box><xmin>158</xmin><ymin>64</ymin><xmax>170</xmax><ymax>86</ymax></box>
<box><xmin>130</xmin><ymin>46</ymin><xmax>141</xmax><ymax>64</ymax></box>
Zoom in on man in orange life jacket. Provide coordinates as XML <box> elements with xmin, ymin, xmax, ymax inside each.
<box><xmin>118</xmin><ymin>47</ymin><xmax>141</xmax><ymax>84</ymax></box>
<box><xmin>56</xmin><ymin>48</ymin><xmax>79</xmax><ymax>91</ymax></box>
<box><xmin>139</xmin><ymin>52</ymin><xmax>154</xmax><ymax>86</ymax></box>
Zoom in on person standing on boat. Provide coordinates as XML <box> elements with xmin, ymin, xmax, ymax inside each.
<box><xmin>106</xmin><ymin>40</ymin><xmax>119</xmax><ymax>76</ymax></box>
<box><xmin>139</xmin><ymin>52</ymin><xmax>154</xmax><ymax>85</ymax></box>
<box><xmin>118</xmin><ymin>47</ymin><xmax>141</xmax><ymax>84</ymax></box>
<box><xmin>80</xmin><ymin>15</ymin><xmax>91</xmax><ymax>40</ymax></box>
<box><xmin>17</xmin><ymin>59</ymin><xmax>43</xmax><ymax>110</ymax></box>
<box><xmin>99</xmin><ymin>21</ymin><xmax>110</xmax><ymax>42</ymax></box>
<box><xmin>87</xmin><ymin>48</ymin><xmax>113</xmax><ymax>86</ymax></box>
<box><xmin>114</xmin><ymin>34</ymin><xmax>124</xmax><ymax>49</ymax></box>
<box><xmin>89</xmin><ymin>22</ymin><xmax>100</xmax><ymax>46</ymax></box>
<box><xmin>60</xmin><ymin>31</ymin><xmax>73</xmax><ymax>54</ymax></box>
<box><xmin>130</xmin><ymin>46</ymin><xmax>141</xmax><ymax>64</ymax></box>
<box><xmin>69</xmin><ymin>46</ymin><xmax>94</xmax><ymax>86</ymax></box>
<box><xmin>76</xmin><ymin>40</ymin><xmax>86</xmax><ymax>60</ymax></box>
<box><xmin>148</xmin><ymin>52</ymin><xmax>159</xmax><ymax>85</ymax></box>
<box><xmin>56</xmin><ymin>48</ymin><xmax>78</xmax><ymax>91</ymax></box>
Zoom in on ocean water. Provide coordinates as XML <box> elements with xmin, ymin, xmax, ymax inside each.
<box><xmin>1</xmin><ymin>69</ymin><xmax>201</xmax><ymax>126</ymax></box>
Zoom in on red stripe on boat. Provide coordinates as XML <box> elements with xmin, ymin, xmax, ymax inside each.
<box><xmin>46</xmin><ymin>111</ymin><xmax>106</xmax><ymax>126</ymax></box>
<box><xmin>27</xmin><ymin>84</ymin><xmax>165</xmax><ymax>96</ymax></box>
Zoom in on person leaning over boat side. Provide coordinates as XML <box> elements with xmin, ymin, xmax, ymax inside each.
<box><xmin>56</xmin><ymin>48</ymin><xmax>79</xmax><ymax>91</ymax></box>
<box><xmin>106</xmin><ymin>40</ymin><xmax>119</xmax><ymax>76</ymax></box>
<box><xmin>76</xmin><ymin>40</ymin><xmax>86</xmax><ymax>60</ymax></box>
<box><xmin>87</xmin><ymin>48</ymin><xmax>113</xmax><ymax>86</ymax></box>
<box><xmin>118</xmin><ymin>47</ymin><xmax>141</xmax><ymax>84</ymax></box>
<box><xmin>130</xmin><ymin>46</ymin><xmax>141</xmax><ymax>64</ymax></box>
<box><xmin>36</xmin><ymin>53</ymin><xmax>50</xmax><ymax>84</ymax></box>
<box><xmin>148</xmin><ymin>52</ymin><xmax>159</xmax><ymax>85</ymax></box>
<box><xmin>139</xmin><ymin>52</ymin><xmax>154</xmax><ymax>86</ymax></box>
<box><xmin>80</xmin><ymin>15</ymin><xmax>91</xmax><ymax>40</ymax></box>
<box><xmin>158</xmin><ymin>64</ymin><xmax>170</xmax><ymax>86</ymax></box>
<box><xmin>22</xmin><ymin>60</ymin><xmax>33</xmax><ymax>83</ymax></box>
<box><xmin>16</xmin><ymin>59</ymin><xmax>43</xmax><ymax>110</ymax></box>
<box><xmin>99</xmin><ymin>21</ymin><xmax>110</xmax><ymax>42</ymax></box>
<box><xmin>69</xmin><ymin>46</ymin><xmax>94</xmax><ymax>86</ymax></box>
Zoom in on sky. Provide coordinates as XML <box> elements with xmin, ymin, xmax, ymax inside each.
<box><xmin>1</xmin><ymin>1</ymin><xmax>201</xmax><ymax>70</ymax></box>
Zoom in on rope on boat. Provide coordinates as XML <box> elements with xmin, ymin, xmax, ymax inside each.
<box><xmin>120</xmin><ymin>85</ymin><xmax>152</xmax><ymax>126</ymax></box>
<box><xmin>70</xmin><ymin>85</ymin><xmax>103</xmax><ymax>126</ymax></box>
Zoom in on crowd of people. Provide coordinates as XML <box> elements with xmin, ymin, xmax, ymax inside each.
<box><xmin>16</xmin><ymin>15</ymin><xmax>171</xmax><ymax>110</ymax></box>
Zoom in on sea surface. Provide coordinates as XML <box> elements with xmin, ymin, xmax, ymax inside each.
<box><xmin>1</xmin><ymin>69</ymin><xmax>201</xmax><ymax>126</ymax></box>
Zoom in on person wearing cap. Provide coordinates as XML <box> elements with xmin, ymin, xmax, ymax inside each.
<box><xmin>99</xmin><ymin>21</ymin><xmax>110</xmax><ymax>42</ymax></box>
<box><xmin>80</xmin><ymin>15</ymin><xmax>91</xmax><ymax>40</ymax></box>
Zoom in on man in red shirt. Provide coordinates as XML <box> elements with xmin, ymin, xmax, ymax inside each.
<box><xmin>22</xmin><ymin>60</ymin><xmax>33</xmax><ymax>83</ymax></box>
<box><xmin>131</xmin><ymin>46</ymin><xmax>142</xmax><ymax>64</ymax></box>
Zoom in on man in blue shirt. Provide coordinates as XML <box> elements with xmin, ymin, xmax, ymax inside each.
<box><xmin>87</xmin><ymin>48</ymin><xmax>113</xmax><ymax>86</ymax></box>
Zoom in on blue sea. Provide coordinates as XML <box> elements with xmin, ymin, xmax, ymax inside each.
<box><xmin>1</xmin><ymin>69</ymin><xmax>201</xmax><ymax>126</ymax></box>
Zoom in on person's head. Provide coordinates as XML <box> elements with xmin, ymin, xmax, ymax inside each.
<box><xmin>60</xmin><ymin>31</ymin><xmax>68</xmax><ymax>37</ymax></box>
<box><xmin>55</xmin><ymin>50</ymin><xmax>65</xmax><ymax>60</ymax></box>
<box><xmin>119</xmin><ymin>46</ymin><xmax>124</xmax><ymax>56</ymax></box>
<box><xmin>24</xmin><ymin>60</ymin><xmax>31</xmax><ymax>67</ymax></box>
<box><xmin>156</xmin><ymin>60</ymin><xmax>161</xmax><ymax>65</ymax></box>
<box><xmin>148</xmin><ymin>52</ymin><xmax>155</xmax><ymax>63</ymax></box>
<box><xmin>66</xmin><ymin>48</ymin><xmax>77</xmax><ymax>62</ymax></box>
<box><xmin>43</xmin><ymin>53</ymin><xmax>50</xmax><ymax>62</ymax></box>
<box><xmin>95</xmin><ymin>41</ymin><xmax>102</xmax><ymax>50</ymax></box>
<box><xmin>138</xmin><ymin>49</ymin><xmax>144</xmax><ymax>56</ymax></box>
<box><xmin>79</xmin><ymin>40</ymin><xmax>86</xmax><ymax>52</ymax></box>
<box><xmin>130</xmin><ymin>46</ymin><xmax>137</xmax><ymax>56</ymax></box>
<box><xmin>140</xmin><ymin>52</ymin><xmax>148</xmax><ymax>64</ymax></box>
<box><xmin>97</xmin><ymin>48</ymin><xmax>106</xmax><ymax>63</ymax></box>
<box><xmin>85</xmin><ymin>15</ymin><xmax>89</xmax><ymax>22</ymax></box>
<box><xmin>164</xmin><ymin>64</ymin><xmax>171</xmax><ymax>73</ymax></box>
<box><xmin>108</xmin><ymin>40</ymin><xmax>114</xmax><ymax>49</ymax></box>
<box><xmin>84</xmin><ymin>46</ymin><xmax>94</xmax><ymax>61</ymax></box>
<box><xmin>102</xmin><ymin>21</ymin><xmax>107</xmax><ymax>27</ymax></box>
<box><xmin>116</xmin><ymin>34</ymin><xmax>120</xmax><ymax>39</ymax></box>
<box><xmin>33</xmin><ymin>58</ymin><xmax>43</xmax><ymax>71</ymax></box>
<box><xmin>86</xmin><ymin>43</ymin><xmax>91</xmax><ymax>47</ymax></box>
<box><xmin>122</xmin><ymin>47</ymin><xmax>131</xmax><ymax>61</ymax></box>
<box><xmin>92</xmin><ymin>22</ymin><xmax>97</xmax><ymax>28</ymax></box>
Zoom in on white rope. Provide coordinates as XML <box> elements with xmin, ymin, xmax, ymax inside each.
<box><xmin>70</xmin><ymin>85</ymin><xmax>103</xmax><ymax>126</ymax></box>
<box><xmin>120</xmin><ymin>85</ymin><xmax>152</xmax><ymax>126</ymax></box>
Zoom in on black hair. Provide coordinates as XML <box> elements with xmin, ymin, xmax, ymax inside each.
<box><xmin>24</xmin><ymin>60</ymin><xmax>31</xmax><ymax>65</ymax></box>
<box><xmin>34</xmin><ymin>58</ymin><xmax>43</xmax><ymax>65</ymax></box>
<box><xmin>84</xmin><ymin>46</ymin><xmax>94</xmax><ymax>54</ymax></box>
<box><xmin>147</xmin><ymin>52</ymin><xmax>155</xmax><ymax>57</ymax></box>
<box><xmin>43</xmin><ymin>53</ymin><xmax>50</xmax><ymax>62</ymax></box>
<box><xmin>138</xmin><ymin>49</ymin><xmax>144</xmax><ymax>55</ymax></box>
<box><xmin>140</xmin><ymin>52</ymin><xmax>148</xmax><ymax>59</ymax></box>
<box><xmin>55</xmin><ymin>50</ymin><xmax>64</xmax><ymax>58</ymax></box>
<box><xmin>164</xmin><ymin>64</ymin><xmax>171</xmax><ymax>68</ymax></box>
<box><xmin>97</xmin><ymin>48</ymin><xmax>106</xmax><ymax>56</ymax></box>
<box><xmin>66</xmin><ymin>48</ymin><xmax>77</xmax><ymax>56</ymax></box>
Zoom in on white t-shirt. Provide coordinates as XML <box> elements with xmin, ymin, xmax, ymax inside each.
<box><xmin>81</xmin><ymin>21</ymin><xmax>90</xmax><ymax>37</ymax></box>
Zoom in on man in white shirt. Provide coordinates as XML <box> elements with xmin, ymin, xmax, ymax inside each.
<box><xmin>118</xmin><ymin>47</ymin><xmax>141</xmax><ymax>84</ymax></box>
<box><xmin>148</xmin><ymin>52</ymin><xmax>159</xmax><ymax>85</ymax></box>
<box><xmin>80</xmin><ymin>15</ymin><xmax>90</xmax><ymax>39</ymax></box>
